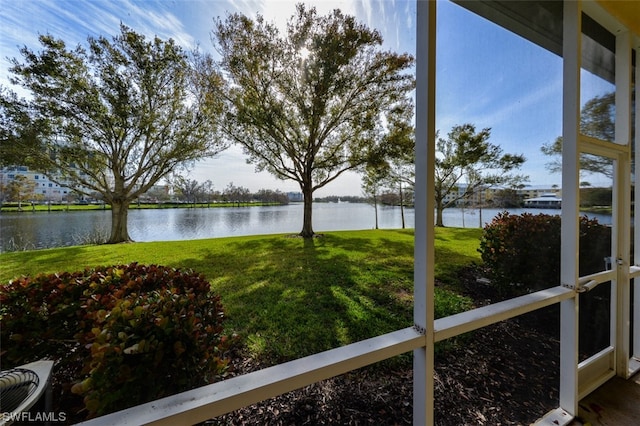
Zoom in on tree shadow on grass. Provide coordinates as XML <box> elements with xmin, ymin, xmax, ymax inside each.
<box><xmin>182</xmin><ymin>233</ymin><xmax>415</xmax><ymax>365</ymax></box>
<box><xmin>1</xmin><ymin>246</ymin><xmax>108</xmax><ymax>281</ymax></box>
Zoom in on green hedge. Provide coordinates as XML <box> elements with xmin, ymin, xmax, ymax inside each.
<box><xmin>479</xmin><ymin>212</ymin><xmax>610</xmax><ymax>296</ymax></box>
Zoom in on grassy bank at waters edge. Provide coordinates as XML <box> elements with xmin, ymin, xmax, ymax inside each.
<box><xmin>0</xmin><ymin>228</ymin><xmax>482</xmax><ymax>364</ymax></box>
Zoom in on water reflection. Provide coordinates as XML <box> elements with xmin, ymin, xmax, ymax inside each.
<box><xmin>222</xmin><ymin>209</ymin><xmax>253</xmax><ymax>233</ymax></box>
<box><xmin>174</xmin><ymin>210</ymin><xmax>209</xmax><ymax>239</ymax></box>
<box><xmin>0</xmin><ymin>203</ymin><xmax>611</xmax><ymax>253</ymax></box>
<box><xmin>1</xmin><ymin>210</ymin><xmax>111</xmax><ymax>251</ymax></box>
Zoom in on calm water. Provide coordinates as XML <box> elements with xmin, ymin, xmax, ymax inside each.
<box><xmin>0</xmin><ymin>203</ymin><xmax>611</xmax><ymax>252</ymax></box>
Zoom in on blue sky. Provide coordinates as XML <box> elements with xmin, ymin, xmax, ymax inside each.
<box><xmin>1</xmin><ymin>0</ymin><xmax>615</xmax><ymax>195</ymax></box>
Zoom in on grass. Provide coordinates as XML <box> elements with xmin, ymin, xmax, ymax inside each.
<box><xmin>0</xmin><ymin>228</ymin><xmax>482</xmax><ymax>364</ymax></box>
<box><xmin>433</xmin><ymin>227</ymin><xmax>485</xmax><ymax>283</ymax></box>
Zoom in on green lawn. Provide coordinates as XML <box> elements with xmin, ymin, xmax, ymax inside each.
<box><xmin>0</xmin><ymin>228</ymin><xmax>482</xmax><ymax>364</ymax></box>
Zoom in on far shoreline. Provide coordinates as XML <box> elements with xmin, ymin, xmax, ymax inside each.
<box><xmin>0</xmin><ymin>200</ymin><xmax>289</xmax><ymax>213</ymax></box>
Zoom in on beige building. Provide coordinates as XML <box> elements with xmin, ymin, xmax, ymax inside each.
<box><xmin>0</xmin><ymin>166</ymin><xmax>79</xmax><ymax>202</ymax></box>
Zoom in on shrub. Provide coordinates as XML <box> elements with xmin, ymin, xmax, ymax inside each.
<box><xmin>478</xmin><ymin>212</ymin><xmax>610</xmax><ymax>296</ymax></box>
<box><xmin>0</xmin><ymin>263</ymin><xmax>232</xmax><ymax>418</ymax></box>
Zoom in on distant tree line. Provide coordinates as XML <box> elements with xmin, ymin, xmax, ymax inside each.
<box><xmin>315</xmin><ymin>192</ymin><xmax>414</xmax><ymax>206</ymax></box>
<box><xmin>153</xmin><ymin>179</ymin><xmax>290</xmax><ymax>205</ymax></box>
<box><xmin>0</xmin><ymin>175</ymin><xmax>290</xmax><ymax>207</ymax></box>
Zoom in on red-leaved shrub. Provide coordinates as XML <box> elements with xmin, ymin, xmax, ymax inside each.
<box><xmin>0</xmin><ymin>263</ymin><xmax>233</xmax><ymax>418</ymax></box>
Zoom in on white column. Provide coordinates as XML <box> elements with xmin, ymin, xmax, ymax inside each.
<box><xmin>413</xmin><ymin>0</ymin><xmax>436</xmax><ymax>424</ymax></box>
<box><xmin>614</xmin><ymin>30</ymin><xmax>632</xmax><ymax>378</ymax></box>
<box><xmin>634</xmin><ymin>43</ymin><xmax>640</xmax><ymax>367</ymax></box>
<box><xmin>559</xmin><ymin>0</ymin><xmax>581</xmax><ymax>416</ymax></box>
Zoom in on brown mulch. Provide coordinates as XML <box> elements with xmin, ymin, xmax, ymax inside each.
<box><xmin>211</xmin><ymin>267</ymin><xmax>562</xmax><ymax>426</ymax></box>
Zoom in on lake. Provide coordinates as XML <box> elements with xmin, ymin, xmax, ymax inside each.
<box><xmin>0</xmin><ymin>202</ymin><xmax>611</xmax><ymax>253</ymax></box>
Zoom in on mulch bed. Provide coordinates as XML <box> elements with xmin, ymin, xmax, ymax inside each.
<box><xmin>211</xmin><ymin>267</ymin><xmax>562</xmax><ymax>425</ymax></box>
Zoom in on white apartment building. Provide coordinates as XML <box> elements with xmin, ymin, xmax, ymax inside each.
<box><xmin>443</xmin><ymin>184</ymin><xmax>563</xmax><ymax>207</ymax></box>
<box><xmin>0</xmin><ymin>166</ymin><xmax>80</xmax><ymax>202</ymax></box>
<box><xmin>517</xmin><ymin>184</ymin><xmax>563</xmax><ymax>200</ymax></box>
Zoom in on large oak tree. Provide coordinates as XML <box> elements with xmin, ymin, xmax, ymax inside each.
<box><xmin>212</xmin><ymin>4</ymin><xmax>414</xmax><ymax>237</ymax></box>
<box><xmin>1</xmin><ymin>25</ymin><xmax>226</xmax><ymax>243</ymax></box>
<box><xmin>435</xmin><ymin>124</ymin><xmax>527</xmax><ymax>227</ymax></box>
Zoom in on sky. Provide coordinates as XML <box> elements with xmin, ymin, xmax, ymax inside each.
<box><xmin>0</xmin><ymin>0</ymin><xmax>616</xmax><ymax>196</ymax></box>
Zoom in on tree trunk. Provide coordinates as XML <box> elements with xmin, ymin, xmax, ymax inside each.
<box><xmin>399</xmin><ymin>181</ymin><xmax>405</xmax><ymax>229</ymax></box>
<box><xmin>461</xmin><ymin>204</ymin><xmax>465</xmax><ymax>227</ymax></box>
<box><xmin>374</xmin><ymin>195</ymin><xmax>379</xmax><ymax>230</ymax></box>
<box><xmin>108</xmin><ymin>199</ymin><xmax>132</xmax><ymax>243</ymax></box>
<box><xmin>300</xmin><ymin>185</ymin><xmax>314</xmax><ymax>238</ymax></box>
<box><xmin>435</xmin><ymin>200</ymin><xmax>445</xmax><ymax>227</ymax></box>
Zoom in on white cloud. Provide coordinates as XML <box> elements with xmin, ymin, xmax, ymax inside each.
<box><xmin>360</xmin><ymin>0</ymin><xmax>374</xmax><ymax>28</ymax></box>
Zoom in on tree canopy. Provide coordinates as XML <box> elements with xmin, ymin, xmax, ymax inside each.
<box><xmin>435</xmin><ymin>123</ymin><xmax>527</xmax><ymax>226</ymax></box>
<box><xmin>212</xmin><ymin>4</ymin><xmax>415</xmax><ymax>237</ymax></box>
<box><xmin>1</xmin><ymin>25</ymin><xmax>227</xmax><ymax>243</ymax></box>
<box><xmin>541</xmin><ymin>92</ymin><xmax>615</xmax><ymax>178</ymax></box>
<box><xmin>361</xmin><ymin>99</ymin><xmax>415</xmax><ymax>229</ymax></box>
